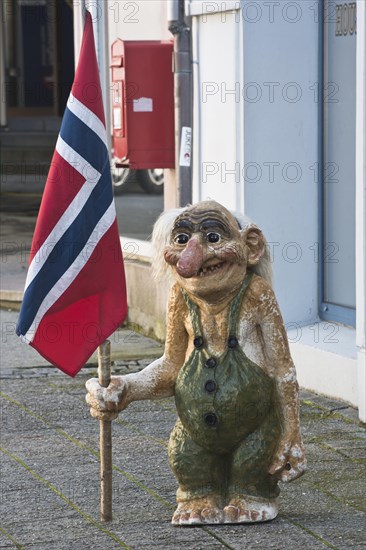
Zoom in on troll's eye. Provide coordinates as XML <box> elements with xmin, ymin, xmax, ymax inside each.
<box><xmin>175</xmin><ymin>233</ymin><xmax>190</xmax><ymax>245</ymax></box>
<box><xmin>206</xmin><ymin>232</ymin><xmax>221</xmax><ymax>243</ymax></box>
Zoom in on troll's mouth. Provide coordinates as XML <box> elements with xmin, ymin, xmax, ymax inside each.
<box><xmin>196</xmin><ymin>262</ymin><xmax>227</xmax><ymax>277</ymax></box>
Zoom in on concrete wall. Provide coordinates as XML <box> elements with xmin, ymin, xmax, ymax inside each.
<box><xmin>120</xmin><ymin>238</ymin><xmax>170</xmax><ymax>341</ymax></box>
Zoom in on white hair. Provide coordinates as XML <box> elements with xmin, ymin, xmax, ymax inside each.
<box><xmin>151</xmin><ymin>205</ymin><xmax>272</xmax><ymax>286</ymax></box>
<box><xmin>151</xmin><ymin>207</ymin><xmax>185</xmax><ymax>283</ymax></box>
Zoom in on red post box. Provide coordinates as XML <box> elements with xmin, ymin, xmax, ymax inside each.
<box><xmin>111</xmin><ymin>39</ymin><xmax>175</xmax><ymax>170</ymax></box>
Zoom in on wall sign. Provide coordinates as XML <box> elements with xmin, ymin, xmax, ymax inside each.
<box><xmin>335</xmin><ymin>3</ymin><xmax>357</xmax><ymax>36</ymax></box>
<box><xmin>179</xmin><ymin>127</ymin><xmax>192</xmax><ymax>167</ymax></box>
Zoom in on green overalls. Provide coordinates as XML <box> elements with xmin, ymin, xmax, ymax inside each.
<box><xmin>168</xmin><ymin>273</ymin><xmax>282</xmax><ymax>502</ymax></box>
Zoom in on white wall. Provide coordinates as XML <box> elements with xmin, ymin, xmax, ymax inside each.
<box><xmin>190</xmin><ymin>1</ymin><xmax>320</xmax><ymax>325</ymax></box>
<box><xmin>192</xmin><ymin>11</ymin><xmax>245</xmax><ymax>211</ymax></box>
<box><xmin>355</xmin><ymin>0</ymin><xmax>366</xmax><ymax>421</ymax></box>
<box><xmin>243</xmin><ymin>1</ymin><xmax>320</xmax><ymax>325</ymax></box>
<box><xmin>108</xmin><ymin>0</ymin><xmax>171</xmax><ymax>43</ymax></box>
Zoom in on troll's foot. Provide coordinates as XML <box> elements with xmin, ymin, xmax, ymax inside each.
<box><xmin>172</xmin><ymin>496</ymin><xmax>223</xmax><ymax>526</ymax></box>
<box><xmin>223</xmin><ymin>497</ymin><xmax>278</xmax><ymax>524</ymax></box>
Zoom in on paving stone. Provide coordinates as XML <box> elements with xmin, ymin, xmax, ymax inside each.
<box><xmin>1</xmin><ymin>365</ymin><xmax>365</xmax><ymax>549</ymax></box>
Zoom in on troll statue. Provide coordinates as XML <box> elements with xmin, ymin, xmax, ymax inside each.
<box><xmin>86</xmin><ymin>200</ymin><xmax>306</xmax><ymax>526</ymax></box>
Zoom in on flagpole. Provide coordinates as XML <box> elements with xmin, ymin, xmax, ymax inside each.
<box><xmin>98</xmin><ymin>340</ymin><xmax>113</xmax><ymax>522</ymax></box>
<box><xmin>72</xmin><ymin>0</ymin><xmax>86</xmax><ymax>67</ymax></box>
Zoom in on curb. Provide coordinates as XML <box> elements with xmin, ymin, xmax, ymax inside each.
<box><xmin>0</xmin><ymin>290</ymin><xmax>23</xmax><ymax>311</ymax></box>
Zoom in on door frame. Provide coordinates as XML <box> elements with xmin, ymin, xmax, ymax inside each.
<box><xmin>320</xmin><ymin>0</ymin><xmax>356</xmax><ymax>327</ymax></box>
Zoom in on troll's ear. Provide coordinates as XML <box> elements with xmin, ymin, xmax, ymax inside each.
<box><xmin>242</xmin><ymin>226</ymin><xmax>266</xmax><ymax>266</ymax></box>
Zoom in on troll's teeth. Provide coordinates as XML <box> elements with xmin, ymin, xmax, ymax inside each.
<box><xmin>196</xmin><ymin>263</ymin><xmax>224</xmax><ymax>277</ymax></box>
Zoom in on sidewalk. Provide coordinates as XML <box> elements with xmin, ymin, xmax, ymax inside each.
<box><xmin>1</xmin><ymin>313</ymin><xmax>365</xmax><ymax>549</ymax></box>
<box><xmin>0</xmin><ymin>195</ymin><xmax>365</xmax><ymax>549</ymax></box>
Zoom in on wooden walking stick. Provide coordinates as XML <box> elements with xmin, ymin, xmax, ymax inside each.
<box><xmin>98</xmin><ymin>340</ymin><xmax>113</xmax><ymax>522</ymax></box>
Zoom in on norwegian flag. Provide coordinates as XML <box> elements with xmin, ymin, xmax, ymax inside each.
<box><xmin>16</xmin><ymin>12</ymin><xmax>127</xmax><ymax>376</ymax></box>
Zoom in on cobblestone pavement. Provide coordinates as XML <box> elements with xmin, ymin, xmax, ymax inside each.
<box><xmin>0</xmin><ymin>195</ymin><xmax>365</xmax><ymax>549</ymax></box>
<box><xmin>1</xmin><ymin>354</ymin><xmax>365</xmax><ymax>549</ymax></box>
<box><xmin>2</xmin><ymin>133</ymin><xmax>364</xmax><ymax>550</ymax></box>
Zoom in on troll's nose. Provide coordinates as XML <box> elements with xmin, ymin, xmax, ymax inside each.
<box><xmin>176</xmin><ymin>238</ymin><xmax>204</xmax><ymax>278</ymax></box>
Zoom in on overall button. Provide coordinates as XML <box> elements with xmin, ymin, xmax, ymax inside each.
<box><xmin>204</xmin><ymin>412</ymin><xmax>218</xmax><ymax>427</ymax></box>
<box><xmin>205</xmin><ymin>357</ymin><xmax>216</xmax><ymax>369</ymax></box>
<box><xmin>228</xmin><ymin>335</ymin><xmax>238</xmax><ymax>349</ymax></box>
<box><xmin>194</xmin><ymin>336</ymin><xmax>204</xmax><ymax>349</ymax></box>
<box><xmin>204</xmin><ymin>380</ymin><xmax>217</xmax><ymax>393</ymax></box>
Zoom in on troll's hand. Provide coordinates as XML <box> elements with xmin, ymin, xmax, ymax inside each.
<box><xmin>268</xmin><ymin>436</ymin><xmax>307</xmax><ymax>482</ymax></box>
<box><xmin>85</xmin><ymin>376</ymin><xmax>127</xmax><ymax>421</ymax></box>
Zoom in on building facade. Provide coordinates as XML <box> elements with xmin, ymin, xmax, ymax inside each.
<box><xmin>76</xmin><ymin>0</ymin><xmax>365</xmax><ymax>420</ymax></box>
<box><xmin>185</xmin><ymin>0</ymin><xmax>365</xmax><ymax>421</ymax></box>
